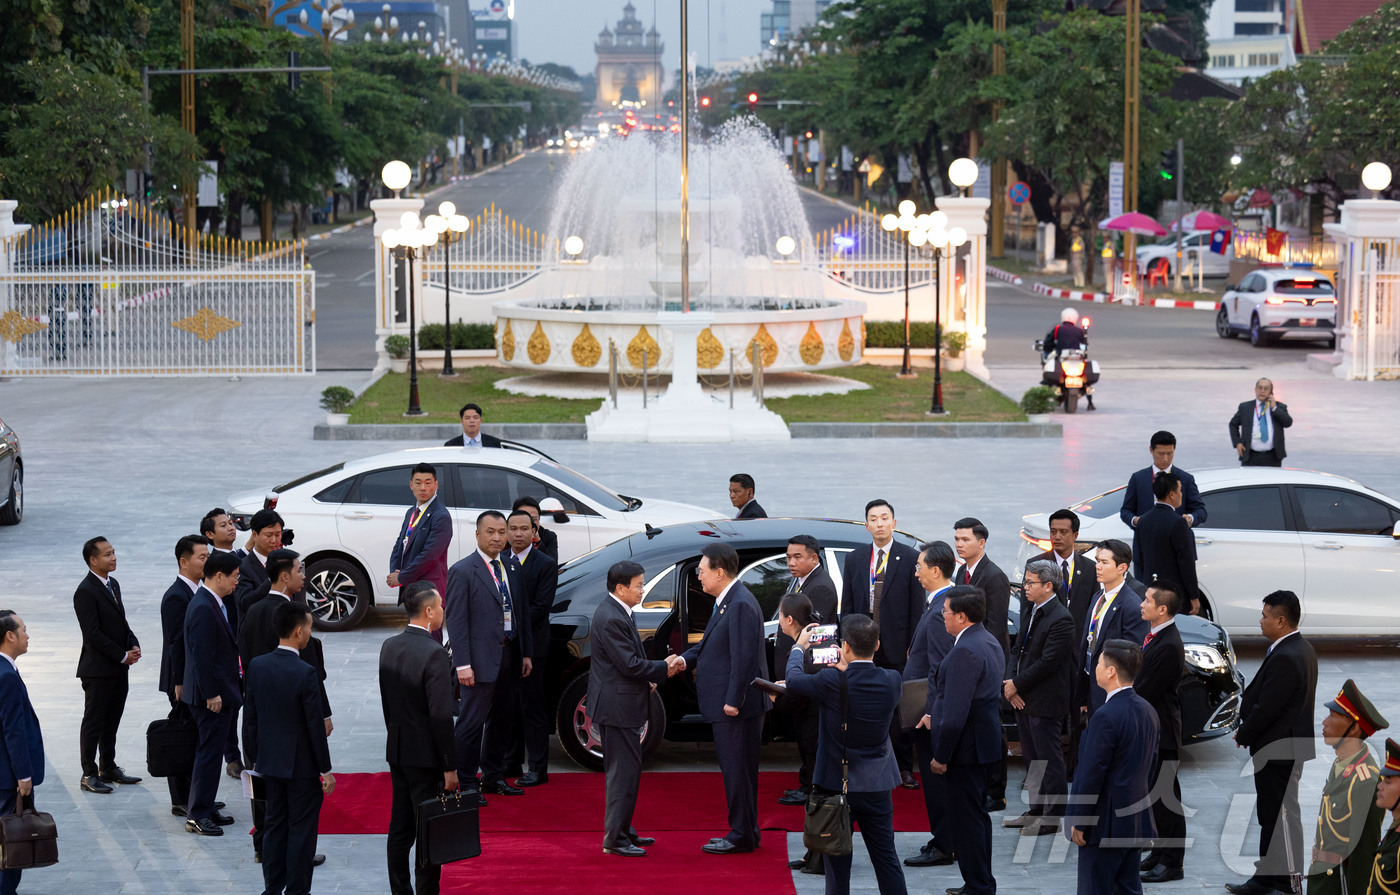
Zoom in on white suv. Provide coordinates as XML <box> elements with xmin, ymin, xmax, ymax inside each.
<box><xmin>1216</xmin><ymin>268</ymin><xmax>1336</xmax><ymax>347</ymax></box>
<box><xmin>228</xmin><ymin>447</ymin><xmax>724</xmax><ymax>630</ymax></box>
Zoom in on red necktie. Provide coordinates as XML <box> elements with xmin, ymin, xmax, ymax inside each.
<box><xmin>1143</xmin><ymin>632</ymin><xmax>1155</xmax><ymax>648</ymax></box>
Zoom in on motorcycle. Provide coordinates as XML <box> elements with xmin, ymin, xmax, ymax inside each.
<box><xmin>1033</xmin><ymin>318</ymin><xmax>1100</xmax><ymax>414</ymax></box>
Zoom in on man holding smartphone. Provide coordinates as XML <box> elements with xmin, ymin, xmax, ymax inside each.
<box><xmin>1229</xmin><ymin>378</ymin><xmax>1292</xmax><ymax>467</ymax></box>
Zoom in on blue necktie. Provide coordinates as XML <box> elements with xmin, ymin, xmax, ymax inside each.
<box><xmin>493</xmin><ymin>559</ymin><xmax>514</xmax><ymax>640</ymax></box>
<box><xmin>1258</xmin><ymin>402</ymin><xmax>1269</xmax><ymax>440</ymax></box>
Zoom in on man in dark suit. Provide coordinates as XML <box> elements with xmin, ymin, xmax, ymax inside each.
<box><xmin>590</xmin><ymin>561</ymin><xmax>676</xmax><ymax>857</ymax></box>
<box><xmin>904</xmin><ymin>541</ymin><xmax>957</xmax><ymax>869</ymax></box>
<box><xmin>244</xmin><ymin>602</ymin><xmax>334</xmax><ymax>895</ymax></box>
<box><xmin>201</xmin><ymin>507</ymin><xmax>246</xmax><ymax>559</ymax></box>
<box><xmin>1132</xmin><ymin>473</ymin><xmax>1200</xmax><ymax>614</ymax></box>
<box><xmin>1134</xmin><ymin>583</ymin><xmax>1188</xmax><ymax>884</ymax></box>
<box><xmin>503</xmin><ymin>509</ymin><xmax>558</xmax><ymax>788</ymax></box>
<box><xmin>787</xmin><ymin>615</ymin><xmax>909</xmax><ymax>895</ymax></box>
<box><xmin>1080</xmin><ymin>540</ymin><xmax>1150</xmax><ymax>720</ymax></box>
<box><xmin>775</xmin><ymin>535</ymin><xmax>838</xmax><ymax>658</ymax></box>
<box><xmin>160</xmin><ymin>534</ymin><xmax>210</xmax><ymax>815</ymax></box>
<box><xmin>1227</xmin><ymin>590</ymin><xmax>1318</xmax><ymax>895</ymax></box>
<box><xmin>953</xmin><ymin>517</ymin><xmax>1011</xmax><ymax>809</ymax></box>
<box><xmin>228</xmin><ymin>508</ymin><xmax>285</xmax><ymax>778</ymax></box>
<box><xmin>444</xmin><ymin>511</ymin><xmax>531</xmax><ymax>802</ymax></box>
<box><xmin>676</xmin><ymin>542</ymin><xmax>772</xmax><ymax>854</ymax></box>
<box><xmin>1003</xmin><ymin>560</ymin><xmax>1076</xmax><ymax>838</ymax></box>
<box><xmin>380</xmin><ymin>582</ymin><xmax>459</xmax><ymax>895</ymax></box>
<box><xmin>238</xmin><ymin>549</ymin><xmax>331</xmax><ymax>866</ymax></box>
<box><xmin>1028</xmin><ymin>509</ymin><xmax>1098</xmax><ymax>637</ymax></box>
<box><xmin>0</xmin><ymin>611</ymin><xmax>45</xmax><ymax>895</ymax></box>
<box><xmin>73</xmin><ymin>535</ymin><xmax>142</xmax><ymax>793</ymax></box>
<box><xmin>1067</xmin><ymin>639</ymin><xmax>1159</xmax><ymax>895</ymax></box>
<box><xmin>728</xmin><ymin>473</ymin><xmax>767</xmax><ymax>519</ymax></box>
<box><xmin>928</xmin><ymin>586</ymin><xmax>1004</xmax><ymax>895</ymax></box>
<box><xmin>182</xmin><ymin>550</ymin><xmax>243</xmax><ymax>835</ymax></box>
<box><xmin>511</xmin><ymin>496</ymin><xmax>559</xmax><ymax>561</ymax></box>
<box><xmin>388</xmin><ymin>463</ymin><xmax>453</xmax><ymax>602</ymax></box>
<box><xmin>443</xmin><ymin>402</ymin><xmax>502</xmax><ymax>447</ymax></box>
<box><xmin>1119</xmin><ymin>430</ymin><xmax>1207</xmax><ymax>531</ymax></box>
<box><xmin>842</xmin><ymin>499</ymin><xmax>922</xmax><ymax>788</ymax></box>
<box><xmin>1230</xmin><ymin>378</ymin><xmax>1292</xmax><ymax>467</ymax></box>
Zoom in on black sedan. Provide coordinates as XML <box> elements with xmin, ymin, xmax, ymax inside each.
<box><xmin>542</xmin><ymin>519</ymin><xmax>1242</xmax><ymax>771</ymax></box>
<box><xmin>0</xmin><ymin>415</ymin><xmax>20</xmax><ymax>525</ymax></box>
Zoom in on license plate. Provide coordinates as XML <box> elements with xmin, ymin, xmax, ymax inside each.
<box><xmin>1299</xmin><ymin>318</ymin><xmax>1316</xmax><ymax>326</ymax></box>
<box><xmin>1065</xmin><ymin>376</ymin><xmax>1084</xmax><ymax>388</ymax></box>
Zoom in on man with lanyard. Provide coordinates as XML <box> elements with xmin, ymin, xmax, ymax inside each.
<box><xmin>1368</xmin><ymin>739</ymin><xmax>1400</xmax><ymax>895</ymax></box>
<box><xmin>387</xmin><ymin>463</ymin><xmax>453</xmax><ymax>618</ymax></box>
<box><xmin>1306</xmin><ymin>679</ymin><xmax>1386</xmax><ymax>895</ymax></box>
<box><xmin>1079</xmin><ymin>541</ymin><xmax>1148</xmax><ymax>722</ymax></box>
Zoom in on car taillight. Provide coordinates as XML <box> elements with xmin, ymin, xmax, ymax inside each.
<box><xmin>1020</xmin><ymin>530</ymin><xmax>1052</xmax><ymax>552</ymax></box>
<box><xmin>1061</xmin><ymin>359</ymin><xmax>1085</xmax><ymax>376</ymax></box>
<box><xmin>1310</xmin><ymin>297</ymin><xmax>1336</xmax><ymax>305</ymax></box>
<box><xmin>1265</xmin><ymin>296</ymin><xmax>1283</xmax><ymax>304</ymax></box>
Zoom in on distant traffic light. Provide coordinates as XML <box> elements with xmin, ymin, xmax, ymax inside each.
<box><xmin>700</xmin><ymin>96</ymin><xmax>711</xmax><ymax>107</ymax></box>
<box><xmin>804</xmin><ymin>130</ymin><xmax>813</xmax><ymax>139</ymax></box>
<box><xmin>747</xmin><ymin>92</ymin><xmax>758</xmax><ymax>106</ymax></box>
<box><xmin>1160</xmin><ymin>148</ymin><xmax>1178</xmax><ymax>180</ymax></box>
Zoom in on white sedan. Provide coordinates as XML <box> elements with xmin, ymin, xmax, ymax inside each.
<box><xmin>1018</xmin><ymin>468</ymin><xmax>1400</xmax><ymax>637</ymax></box>
<box><xmin>1216</xmin><ymin>268</ymin><xmax>1337</xmax><ymax>347</ymax></box>
<box><xmin>1137</xmin><ymin>231</ymin><xmax>1234</xmax><ymax>279</ymax></box>
<box><xmin>228</xmin><ymin>447</ymin><xmax>725</xmax><ymax>630</ymax></box>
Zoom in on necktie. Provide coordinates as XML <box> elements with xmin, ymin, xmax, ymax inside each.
<box><xmin>960</xmin><ymin>565</ymin><xmax>971</xmax><ymax>585</ymax></box>
<box><xmin>786</xmin><ymin>577</ymin><xmax>801</xmax><ymax>595</ymax></box>
<box><xmin>492</xmin><ymin>558</ymin><xmax>514</xmax><ymax>640</ymax></box>
<box><xmin>1258</xmin><ymin>402</ymin><xmax>1270</xmax><ymax>440</ymax></box>
<box><xmin>871</xmin><ymin>549</ymin><xmax>886</xmax><ymax>626</ymax></box>
<box><xmin>105</xmin><ymin>580</ymin><xmax>120</xmax><ymax>607</ymax></box>
<box><xmin>1021</xmin><ymin>604</ymin><xmax>1038</xmax><ymax>649</ymax></box>
<box><xmin>1061</xmin><ymin>559</ymin><xmax>1071</xmax><ymax>595</ymax></box>
<box><xmin>1085</xmin><ymin>592</ymin><xmax>1112</xmax><ymax>672</ymax></box>
<box><xmin>1143</xmin><ymin>631</ymin><xmax>1156</xmax><ymax>649</ymax></box>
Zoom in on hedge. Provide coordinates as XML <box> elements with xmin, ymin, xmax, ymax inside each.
<box><xmin>417</xmin><ymin>322</ymin><xmax>497</xmax><ymax>351</ymax></box>
<box><xmin>864</xmin><ymin>320</ymin><xmax>941</xmax><ymax>348</ymax></box>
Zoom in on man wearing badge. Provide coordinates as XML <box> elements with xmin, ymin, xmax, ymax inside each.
<box><xmin>1307</xmin><ymin>679</ymin><xmax>1386</xmax><ymax>895</ymax></box>
<box><xmin>1368</xmin><ymin>738</ymin><xmax>1400</xmax><ymax>895</ymax></box>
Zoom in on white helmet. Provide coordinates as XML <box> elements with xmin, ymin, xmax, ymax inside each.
<box><xmin>1060</xmin><ymin>307</ymin><xmax>1080</xmax><ymax>324</ymax></box>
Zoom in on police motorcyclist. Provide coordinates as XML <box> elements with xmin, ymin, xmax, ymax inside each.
<box><xmin>1041</xmin><ymin>308</ymin><xmax>1096</xmax><ymax>411</ymax></box>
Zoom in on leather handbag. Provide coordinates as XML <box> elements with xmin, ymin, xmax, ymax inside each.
<box><xmin>146</xmin><ymin>702</ymin><xmax>197</xmax><ymax>778</ymax></box>
<box><xmin>803</xmin><ymin>674</ymin><xmax>853</xmax><ymax>857</ymax></box>
<box><xmin>0</xmin><ymin>793</ymin><xmax>58</xmax><ymax>870</ymax></box>
<box><xmin>416</xmin><ymin>790</ymin><xmax>480</xmax><ymax>867</ymax></box>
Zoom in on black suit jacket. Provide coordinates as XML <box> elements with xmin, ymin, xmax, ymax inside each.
<box><xmin>785</xmin><ymin>654</ymin><xmax>903</xmax><ymax>793</ymax></box>
<box><xmin>378</xmin><ymin>626</ymin><xmax>455</xmax><ymax>770</ymax></box>
<box><xmin>73</xmin><ymin>571</ymin><xmax>138</xmax><ymax>679</ymax></box>
<box><xmin>679</xmin><ymin>582</ymin><xmax>772</xmax><ymax>722</ymax></box>
<box><xmin>1070</xmin><ymin>689</ymin><xmax>1159</xmax><ymax>848</ymax></box>
<box><xmin>1080</xmin><ymin>581</ymin><xmax>1150</xmax><ymax>714</ymax></box>
<box><xmin>588</xmin><ymin>596</ymin><xmax>669</xmax><ymax>728</ymax></box>
<box><xmin>1133</xmin><ymin>503</ymin><xmax>1199</xmax><ymax>605</ymax></box>
<box><xmin>1120</xmin><ymin>466</ymin><xmax>1208</xmax><ymax>528</ymax></box>
<box><xmin>1029</xmin><ymin>550</ymin><xmax>1098</xmax><ymax>640</ymax></box>
<box><xmin>535</xmin><ymin>526</ymin><xmax>559</xmax><ymax>562</ymax></box>
<box><xmin>239</xmin><ymin>593</ymin><xmax>332</xmax><ymax>719</ymax></box>
<box><xmin>443</xmin><ymin>551</ymin><xmax>531</xmax><ymax>682</ymax></box>
<box><xmin>735</xmin><ymin>500</ymin><xmax>767</xmax><ymax>520</ymax></box>
<box><xmin>233</xmin><ymin>551</ymin><xmax>271</xmax><ymax>620</ymax></box>
<box><xmin>903</xmin><ymin>587</ymin><xmax>956</xmax><ymax>719</ymax></box>
<box><xmin>1237</xmin><ymin>632</ymin><xmax>1317</xmax><ymax>761</ymax></box>
<box><xmin>182</xmin><ymin>587</ymin><xmax>243</xmax><ymax>709</ymax></box>
<box><xmin>1134</xmin><ymin>622</ymin><xmax>1184</xmax><ymax>751</ymax></box>
<box><xmin>841</xmin><ymin>541</ymin><xmax>922</xmax><ymax>664</ymax></box>
<box><xmin>243</xmin><ymin>649</ymin><xmax>332</xmax><ymax>780</ymax></box>
<box><xmin>513</xmin><ymin>546</ymin><xmax>558</xmax><ymax>660</ymax></box>
<box><xmin>159</xmin><ymin>577</ymin><xmax>196</xmax><ymax>696</ymax></box>
<box><xmin>959</xmin><ymin>556</ymin><xmax>1011</xmax><ymax>658</ymax></box>
<box><xmin>931</xmin><ymin>623</ymin><xmax>1005</xmax><ymax>765</ymax></box>
<box><xmin>444</xmin><ymin>432</ymin><xmax>502</xmax><ymax>448</ymax></box>
<box><xmin>1008</xmin><ymin>596</ymin><xmax>1076</xmax><ymax>719</ymax></box>
<box><xmin>1229</xmin><ymin>399</ymin><xmax>1292</xmax><ymax>463</ymax></box>
<box><xmin>774</xmin><ymin>566</ymin><xmax>839</xmax><ymax>657</ymax></box>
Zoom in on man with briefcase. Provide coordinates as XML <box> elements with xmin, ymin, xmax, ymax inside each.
<box><xmin>0</xmin><ymin>611</ymin><xmax>55</xmax><ymax>895</ymax></box>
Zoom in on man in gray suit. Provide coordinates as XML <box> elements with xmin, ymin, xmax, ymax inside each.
<box><xmin>444</xmin><ymin>511</ymin><xmax>532</xmax><ymax>802</ymax></box>
<box><xmin>589</xmin><ymin>561</ymin><xmax>680</xmax><ymax>857</ymax></box>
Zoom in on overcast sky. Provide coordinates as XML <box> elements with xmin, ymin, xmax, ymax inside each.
<box><xmin>509</xmin><ymin>0</ymin><xmax>763</xmax><ymax>77</ymax></box>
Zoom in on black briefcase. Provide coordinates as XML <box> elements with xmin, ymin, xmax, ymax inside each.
<box><xmin>415</xmin><ymin>791</ymin><xmax>480</xmax><ymax>867</ymax></box>
<box><xmin>0</xmin><ymin>793</ymin><xmax>58</xmax><ymax>870</ymax></box>
<box><xmin>146</xmin><ymin>703</ymin><xmax>197</xmax><ymax>778</ymax></box>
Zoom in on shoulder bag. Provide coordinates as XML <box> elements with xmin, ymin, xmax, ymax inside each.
<box><xmin>803</xmin><ymin>672</ymin><xmax>853</xmax><ymax>857</ymax></box>
<box><xmin>0</xmin><ymin>792</ymin><xmax>58</xmax><ymax>870</ymax></box>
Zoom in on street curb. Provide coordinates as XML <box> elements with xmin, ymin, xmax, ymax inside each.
<box><xmin>313</xmin><ymin>420</ymin><xmax>1060</xmax><ymax>440</ymax></box>
<box><xmin>987</xmin><ymin>265</ymin><xmax>1023</xmax><ymax>286</ymax></box>
<box><xmin>307</xmin><ymin>216</ymin><xmax>373</xmax><ymax>242</ymax></box>
<box><xmin>1030</xmin><ymin>280</ymin><xmax>1217</xmax><ymax>310</ymax></box>
<box><xmin>1032</xmin><ymin>282</ymin><xmax>1114</xmax><ymax>303</ymax></box>
<box><xmin>1145</xmin><ymin>297</ymin><xmax>1219</xmax><ymax>310</ymax></box>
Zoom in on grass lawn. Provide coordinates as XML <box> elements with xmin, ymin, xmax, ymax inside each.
<box><xmin>350</xmin><ymin>363</ymin><xmax>1024</xmax><ymax>424</ymax></box>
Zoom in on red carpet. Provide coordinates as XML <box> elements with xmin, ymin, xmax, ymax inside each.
<box><xmin>319</xmin><ymin>771</ymin><xmax>936</xmax><ymax>895</ymax></box>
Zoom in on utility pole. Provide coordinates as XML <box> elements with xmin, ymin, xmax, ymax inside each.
<box><xmin>181</xmin><ymin>0</ymin><xmax>195</xmax><ymax>249</ymax></box>
<box><xmin>989</xmin><ymin>0</ymin><xmax>1007</xmax><ymax>259</ymax></box>
<box><xmin>1122</xmin><ymin>0</ymin><xmax>1141</xmax><ymax>292</ymax></box>
<box><xmin>1173</xmin><ymin>137</ymin><xmax>1184</xmax><ymax>293</ymax></box>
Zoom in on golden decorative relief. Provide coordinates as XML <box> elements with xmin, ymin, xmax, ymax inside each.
<box><xmin>571</xmin><ymin>324</ymin><xmax>601</xmax><ymax>367</ymax></box>
<box><xmin>696</xmin><ymin>327</ymin><xmax>724</xmax><ymax>369</ymax></box>
<box><xmin>171</xmin><ymin>307</ymin><xmax>241</xmax><ymax>342</ymax></box>
<box><xmin>0</xmin><ymin>310</ymin><xmax>46</xmax><ymax>344</ymax></box>
<box><xmin>859</xmin><ymin>319</ymin><xmax>867</xmax><ymax>347</ymax></box>
<box><xmin>747</xmin><ymin>323</ymin><xmax>778</xmax><ymax>368</ymax></box>
<box><xmin>838</xmin><ymin>319</ymin><xmax>856</xmax><ymax>361</ymax></box>
<box><xmin>627</xmin><ymin>326</ymin><xmax>660</xmax><ymax>369</ymax></box>
<box><xmin>526</xmin><ymin>321</ymin><xmax>551</xmax><ymax>365</ymax></box>
<box><xmin>799</xmin><ymin>322</ymin><xmax>825</xmax><ymax>365</ymax></box>
<box><xmin>500</xmin><ymin>319</ymin><xmax>515</xmax><ymax>361</ymax></box>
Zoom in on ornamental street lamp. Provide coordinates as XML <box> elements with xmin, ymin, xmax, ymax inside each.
<box><xmin>380</xmin><ymin>161</ymin><xmax>435</xmax><ymax>416</ymax></box>
<box><xmin>881</xmin><ymin>200</ymin><xmax>919</xmax><ymax>377</ymax></box>
<box><xmin>426</xmin><ymin>201</ymin><xmax>471</xmax><ymax>376</ymax></box>
<box><xmin>949</xmin><ymin>157</ymin><xmax>979</xmax><ymax>198</ymax></box>
<box><xmin>902</xmin><ymin>211</ymin><xmax>966</xmax><ymax>415</ymax></box>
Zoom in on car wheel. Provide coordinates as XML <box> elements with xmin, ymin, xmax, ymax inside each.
<box><xmin>304</xmin><ymin>557</ymin><xmax>372</xmax><ymax>631</ymax></box>
<box><xmin>1249</xmin><ymin>314</ymin><xmax>1271</xmax><ymax>347</ymax></box>
<box><xmin>556</xmin><ymin>673</ymin><xmax>665</xmax><ymax>772</ymax></box>
<box><xmin>0</xmin><ymin>464</ymin><xmax>20</xmax><ymax>526</ymax></box>
<box><xmin>1216</xmin><ymin>308</ymin><xmax>1237</xmax><ymax>339</ymax></box>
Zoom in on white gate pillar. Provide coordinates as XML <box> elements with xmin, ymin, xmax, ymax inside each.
<box><xmin>371</xmin><ymin>196</ymin><xmax>425</xmax><ymax>374</ymax></box>
<box><xmin>0</xmin><ymin>200</ymin><xmax>33</xmax><ymax>372</ymax></box>
<box><xmin>936</xmin><ymin>196</ymin><xmax>990</xmax><ymax>378</ymax></box>
<box><xmin>1324</xmin><ymin>198</ymin><xmax>1400</xmax><ymax>380</ymax></box>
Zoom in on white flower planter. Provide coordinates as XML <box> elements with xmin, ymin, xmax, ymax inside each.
<box><xmin>389</xmin><ymin>357</ymin><xmax>409</xmax><ymax>373</ymax></box>
<box><xmin>325</xmin><ymin>413</ymin><xmax>351</xmax><ymax>426</ymax></box>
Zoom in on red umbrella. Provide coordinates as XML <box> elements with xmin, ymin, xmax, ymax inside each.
<box><xmin>1102</xmin><ymin>212</ymin><xmax>1167</xmax><ymax>237</ymax></box>
<box><xmin>1172</xmin><ymin>210</ymin><xmax>1232</xmax><ymax>232</ymax></box>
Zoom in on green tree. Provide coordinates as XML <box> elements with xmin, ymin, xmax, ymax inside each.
<box><xmin>0</xmin><ymin>0</ymin><xmax>152</xmax><ymax>117</ymax></box>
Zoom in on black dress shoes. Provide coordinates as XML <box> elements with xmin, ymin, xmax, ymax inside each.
<box><xmin>313</xmin><ymin>855</ymin><xmax>326</xmax><ymax>867</ymax></box>
<box><xmin>904</xmin><ymin>847</ymin><xmax>956</xmax><ymax>867</ymax></box>
<box><xmin>1141</xmin><ymin>865</ymin><xmax>1184</xmax><ymax>883</ymax></box>
<box><xmin>80</xmin><ymin>776</ymin><xmax>113</xmax><ymax>794</ymax></box>
<box><xmin>778</xmin><ymin>789</ymin><xmax>808</xmax><ymax>806</ymax></box>
<box><xmin>629</xmin><ymin>835</ymin><xmax>656</xmax><ymax>847</ymax></box>
<box><xmin>210</xmin><ymin>810</ymin><xmax>236</xmax><ymax>826</ymax></box>
<box><xmin>226</xmin><ymin>759</ymin><xmax>245</xmax><ymax>778</ymax></box>
<box><xmin>900</xmin><ymin>770</ymin><xmax>920</xmax><ymax>790</ymax></box>
<box><xmin>480</xmin><ymin>780</ymin><xmax>524</xmax><ymax>796</ymax></box>
<box><xmin>1224</xmin><ymin>881</ymin><xmax>1273</xmax><ymax>895</ymax></box>
<box><xmin>171</xmin><ymin>801</ymin><xmax>224</xmax><ymax>817</ymax></box>
<box><xmin>702</xmin><ymin>840</ymin><xmax>753</xmax><ymax>855</ymax></box>
<box><xmin>99</xmin><ymin>767</ymin><xmax>142</xmax><ymax>785</ymax></box>
<box><xmin>186</xmin><ymin>817</ymin><xmax>225</xmax><ymax>836</ymax></box>
<box><xmin>603</xmin><ymin>844</ymin><xmax>647</xmax><ymax>857</ymax></box>
<box><xmin>516</xmin><ymin>772</ymin><xmax>548</xmax><ymax>787</ymax></box>
<box><xmin>788</xmin><ymin>859</ymin><xmax>807</xmax><ymax>870</ymax></box>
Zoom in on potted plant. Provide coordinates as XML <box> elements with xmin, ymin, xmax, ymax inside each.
<box><xmin>384</xmin><ymin>334</ymin><xmax>411</xmax><ymax>373</ymax></box>
<box><xmin>941</xmin><ymin>330</ymin><xmax>968</xmax><ymax>371</ymax></box>
<box><xmin>1019</xmin><ymin>385</ymin><xmax>1058</xmax><ymax>422</ymax></box>
<box><xmin>319</xmin><ymin>385</ymin><xmax>356</xmax><ymax>426</ymax></box>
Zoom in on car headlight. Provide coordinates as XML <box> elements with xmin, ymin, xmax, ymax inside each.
<box><xmin>1184</xmin><ymin>644</ymin><xmax>1229</xmax><ymax>672</ymax></box>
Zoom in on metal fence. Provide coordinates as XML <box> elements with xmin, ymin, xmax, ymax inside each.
<box><xmin>420</xmin><ymin>203</ymin><xmax>548</xmax><ymax>294</ymax></box>
<box><xmin>0</xmin><ymin>190</ymin><xmax>314</xmax><ymax>376</ymax></box>
<box><xmin>813</xmin><ymin>206</ymin><xmax>935</xmax><ymax>292</ymax></box>
<box><xmin>1348</xmin><ymin>247</ymin><xmax>1400</xmax><ymax>381</ymax></box>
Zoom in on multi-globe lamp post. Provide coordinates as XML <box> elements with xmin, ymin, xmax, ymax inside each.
<box><xmin>906</xmin><ymin>215</ymin><xmax>967</xmax><ymax>415</ymax></box>
<box><xmin>880</xmin><ymin>200</ymin><xmax>920</xmax><ymax>377</ymax></box>
<box><xmin>423</xmin><ymin>202</ymin><xmax>471</xmax><ymax>377</ymax></box>
<box><xmin>378</xmin><ymin>160</ymin><xmax>432</xmax><ymax>416</ymax></box>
